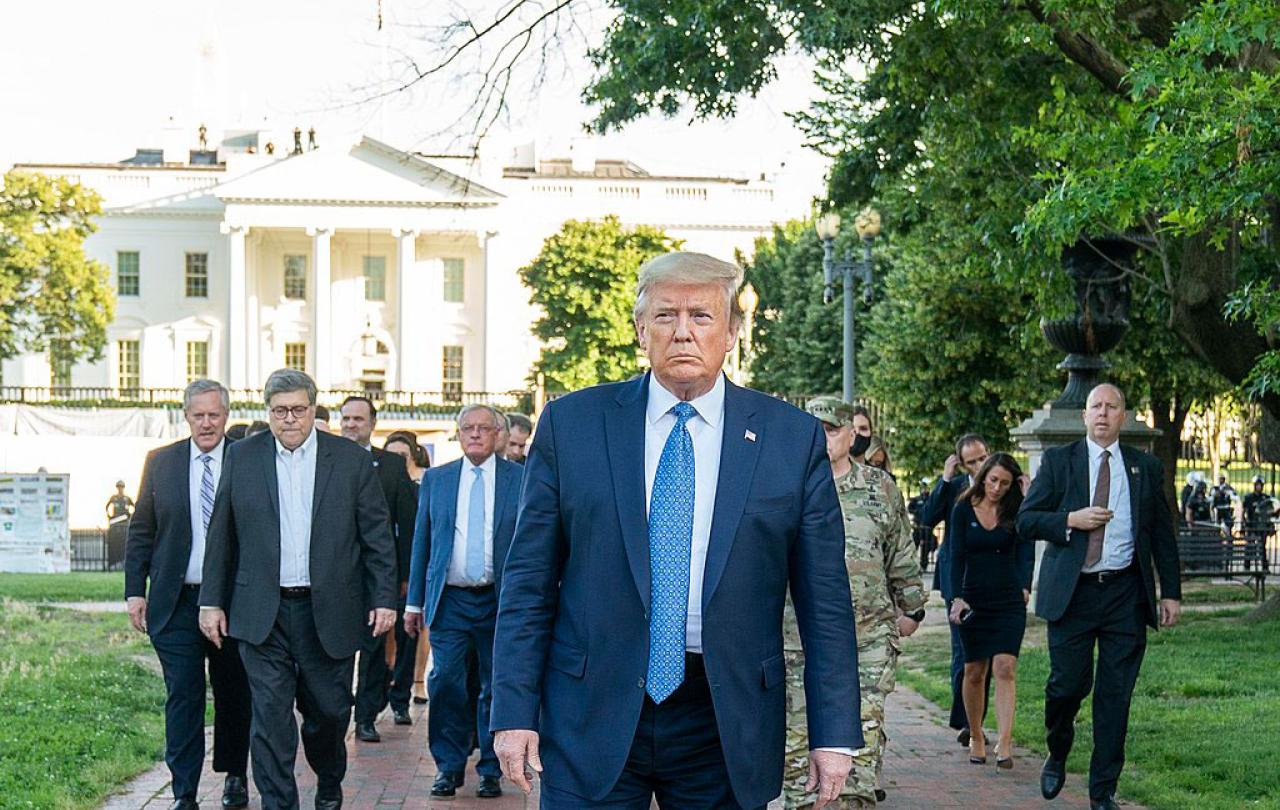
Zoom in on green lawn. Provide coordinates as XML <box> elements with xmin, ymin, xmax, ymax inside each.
<box><xmin>898</xmin><ymin>607</ymin><xmax>1280</xmax><ymax>810</ymax></box>
<box><xmin>0</xmin><ymin>572</ymin><xmax>125</xmax><ymax>603</ymax></box>
<box><xmin>0</xmin><ymin>600</ymin><xmax>165</xmax><ymax>809</ymax></box>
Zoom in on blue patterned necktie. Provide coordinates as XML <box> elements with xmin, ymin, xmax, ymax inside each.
<box><xmin>647</xmin><ymin>401</ymin><xmax>696</xmax><ymax>703</ymax></box>
<box><xmin>198</xmin><ymin>455</ymin><xmax>214</xmax><ymax>534</ymax></box>
<box><xmin>466</xmin><ymin>467</ymin><xmax>486</xmax><ymax>581</ymax></box>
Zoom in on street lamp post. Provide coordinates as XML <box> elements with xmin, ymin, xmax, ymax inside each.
<box><xmin>816</xmin><ymin>208</ymin><xmax>881</xmax><ymax>402</ymax></box>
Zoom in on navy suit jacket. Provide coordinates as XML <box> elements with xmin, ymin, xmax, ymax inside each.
<box><xmin>405</xmin><ymin>455</ymin><xmax>522</xmax><ymax>626</ymax></box>
<box><xmin>1016</xmin><ymin>439</ymin><xmax>1181</xmax><ymax>626</ymax></box>
<box><xmin>489</xmin><ymin>374</ymin><xmax>861</xmax><ymax>808</ymax></box>
<box><xmin>125</xmin><ymin>438</ymin><xmax>207</xmax><ymax>634</ymax></box>
<box><xmin>923</xmin><ymin>474</ymin><xmax>968</xmax><ymax>599</ymax></box>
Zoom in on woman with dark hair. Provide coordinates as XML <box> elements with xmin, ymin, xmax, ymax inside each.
<box><xmin>381</xmin><ymin>430</ymin><xmax>432</xmax><ymax>703</ymax></box>
<box><xmin>947</xmin><ymin>453</ymin><xmax>1034</xmax><ymax>769</ymax></box>
<box><xmin>382</xmin><ymin>430</ymin><xmax>430</xmax><ymax>483</ymax></box>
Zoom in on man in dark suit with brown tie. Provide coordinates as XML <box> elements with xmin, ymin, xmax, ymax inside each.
<box><xmin>199</xmin><ymin>369</ymin><xmax>398</xmax><ymax>810</ymax></box>
<box><xmin>126</xmin><ymin>379</ymin><xmax>251</xmax><ymax>810</ymax></box>
<box><xmin>339</xmin><ymin>395</ymin><xmax>418</xmax><ymax>741</ymax></box>
<box><xmin>1017</xmin><ymin>384</ymin><xmax>1181</xmax><ymax>810</ymax></box>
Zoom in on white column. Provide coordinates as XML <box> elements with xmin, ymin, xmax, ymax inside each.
<box><xmin>395</xmin><ymin>228</ymin><xmax>418</xmax><ymax>390</ymax></box>
<box><xmin>308</xmin><ymin>227</ymin><xmax>333</xmax><ymax>388</ymax></box>
<box><xmin>220</xmin><ymin>223</ymin><xmax>247</xmax><ymax>389</ymax></box>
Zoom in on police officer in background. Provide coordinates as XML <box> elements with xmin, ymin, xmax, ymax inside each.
<box><xmin>782</xmin><ymin>397</ymin><xmax>927</xmax><ymax>807</ymax></box>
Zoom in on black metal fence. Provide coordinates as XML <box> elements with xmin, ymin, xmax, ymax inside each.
<box><xmin>0</xmin><ymin>386</ymin><xmax>535</xmax><ymax>420</ymax></box>
<box><xmin>70</xmin><ymin>528</ymin><xmax>115</xmax><ymax>572</ymax></box>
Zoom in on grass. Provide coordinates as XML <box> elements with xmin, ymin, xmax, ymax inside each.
<box><xmin>0</xmin><ymin>599</ymin><xmax>165</xmax><ymax>809</ymax></box>
<box><xmin>1178</xmin><ymin>581</ymin><xmax>1263</xmax><ymax>605</ymax></box>
<box><xmin>898</xmin><ymin>607</ymin><xmax>1280</xmax><ymax>810</ymax></box>
<box><xmin>0</xmin><ymin>572</ymin><xmax>125</xmax><ymax>603</ymax></box>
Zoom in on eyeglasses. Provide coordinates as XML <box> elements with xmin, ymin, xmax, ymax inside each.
<box><xmin>459</xmin><ymin>424</ymin><xmax>498</xmax><ymax>435</ymax></box>
<box><xmin>270</xmin><ymin>405</ymin><xmax>311</xmax><ymax>420</ymax></box>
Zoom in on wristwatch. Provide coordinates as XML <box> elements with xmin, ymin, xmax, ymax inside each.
<box><xmin>905</xmin><ymin>609</ymin><xmax>926</xmax><ymax>623</ymax></box>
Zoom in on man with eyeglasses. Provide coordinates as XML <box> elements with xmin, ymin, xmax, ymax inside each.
<box><xmin>921</xmin><ymin>433</ymin><xmax>992</xmax><ymax>745</ymax></box>
<box><xmin>404</xmin><ymin>404</ymin><xmax>523</xmax><ymax>799</ymax></box>
<box><xmin>199</xmin><ymin>369</ymin><xmax>397</xmax><ymax>810</ymax></box>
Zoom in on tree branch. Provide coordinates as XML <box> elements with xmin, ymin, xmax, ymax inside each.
<box><xmin>1019</xmin><ymin>0</ymin><xmax>1145</xmax><ymax>97</ymax></box>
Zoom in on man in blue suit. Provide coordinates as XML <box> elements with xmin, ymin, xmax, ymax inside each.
<box><xmin>404</xmin><ymin>404</ymin><xmax>523</xmax><ymax>800</ymax></box>
<box><xmin>921</xmin><ymin>433</ymin><xmax>990</xmax><ymax>742</ymax></box>
<box><xmin>490</xmin><ymin>252</ymin><xmax>862</xmax><ymax>810</ymax></box>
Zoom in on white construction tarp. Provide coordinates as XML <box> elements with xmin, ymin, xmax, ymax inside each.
<box><xmin>0</xmin><ymin>404</ymin><xmax>183</xmax><ymax>437</ymax></box>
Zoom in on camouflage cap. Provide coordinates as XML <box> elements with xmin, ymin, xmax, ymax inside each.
<box><xmin>806</xmin><ymin>395</ymin><xmax>854</xmax><ymax>426</ymax></box>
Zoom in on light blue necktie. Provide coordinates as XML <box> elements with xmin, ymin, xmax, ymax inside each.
<box><xmin>466</xmin><ymin>467</ymin><xmax>486</xmax><ymax>582</ymax></box>
<box><xmin>199</xmin><ymin>455</ymin><xmax>214</xmax><ymax>534</ymax></box>
<box><xmin>647</xmin><ymin>402</ymin><xmax>696</xmax><ymax>703</ymax></box>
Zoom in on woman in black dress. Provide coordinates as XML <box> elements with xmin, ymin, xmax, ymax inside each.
<box><xmin>947</xmin><ymin>453</ymin><xmax>1033</xmax><ymax>768</ymax></box>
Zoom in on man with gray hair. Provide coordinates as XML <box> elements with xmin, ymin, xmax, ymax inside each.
<box><xmin>404</xmin><ymin>403</ymin><xmax>524</xmax><ymax>799</ymax></box>
<box><xmin>199</xmin><ymin>369</ymin><xmax>398</xmax><ymax>810</ymax></box>
<box><xmin>491</xmin><ymin>251</ymin><xmax>861</xmax><ymax>809</ymax></box>
<box><xmin>126</xmin><ymin>379</ymin><xmax>251</xmax><ymax>810</ymax></box>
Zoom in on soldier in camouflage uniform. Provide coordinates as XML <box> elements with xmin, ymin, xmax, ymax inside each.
<box><xmin>782</xmin><ymin>397</ymin><xmax>928</xmax><ymax>808</ymax></box>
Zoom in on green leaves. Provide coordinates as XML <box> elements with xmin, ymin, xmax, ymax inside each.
<box><xmin>518</xmin><ymin>216</ymin><xmax>680</xmax><ymax>391</ymax></box>
<box><xmin>0</xmin><ymin>170</ymin><xmax>115</xmax><ymax>365</ymax></box>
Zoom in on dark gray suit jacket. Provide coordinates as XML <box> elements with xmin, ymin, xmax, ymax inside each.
<box><xmin>200</xmin><ymin>429</ymin><xmax>397</xmax><ymax>659</ymax></box>
<box><xmin>125</xmin><ymin>438</ymin><xmax>207</xmax><ymax>634</ymax></box>
<box><xmin>1016</xmin><ymin>439</ymin><xmax>1181</xmax><ymax>627</ymax></box>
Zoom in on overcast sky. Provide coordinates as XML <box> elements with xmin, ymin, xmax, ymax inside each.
<box><xmin>0</xmin><ymin>0</ymin><xmax>832</xmax><ymax>209</ymax></box>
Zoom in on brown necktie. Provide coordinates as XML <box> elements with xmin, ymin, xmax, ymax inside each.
<box><xmin>1084</xmin><ymin>449</ymin><xmax>1111</xmax><ymax>567</ymax></box>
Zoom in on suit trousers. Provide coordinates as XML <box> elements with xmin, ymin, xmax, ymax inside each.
<box><xmin>427</xmin><ymin>585</ymin><xmax>499</xmax><ymax>777</ymax></box>
<box><xmin>539</xmin><ymin>654</ymin><xmax>761</xmax><ymax>810</ymax></box>
<box><xmin>387</xmin><ymin>595</ymin><xmax>418</xmax><ymax>713</ymax></box>
<box><xmin>1045</xmin><ymin>568</ymin><xmax>1147</xmax><ymax>801</ymax></box>
<box><xmin>239</xmin><ymin>593</ymin><xmax>356</xmax><ymax>809</ymax></box>
<box><xmin>150</xmin><ymin>585</ymin><xmax>251</xmax><ymax>799</ymax></box>
<box><xmin>356</xmin><ymin>596</ymin><xmax>419</xmax><ymax>720</ymax></box>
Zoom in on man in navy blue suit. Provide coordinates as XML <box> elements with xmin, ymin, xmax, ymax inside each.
<box><xmin>404</xmin><ymin>404</ymin><xmax>523</xmax><ymax>800</ymax></box>
<box><xmin>126</xmin><ymin>380</ymin><xmax>251</xmax><ymax>810</ymax></box>
<box><xmin>490</xmin><ymin>252</ymin><xmax>862</xmax><ymax>809</ymax></box>
<box><xmin>921</xmin><ymin>433</ymin><xmax>990</xmax><ymax>742</ymax></box>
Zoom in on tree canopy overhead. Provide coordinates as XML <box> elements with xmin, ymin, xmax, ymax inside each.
<box><xmin>581</xmin><ymin>0</ymin><xmax>1280</xmax><ymax>420</ymax></box>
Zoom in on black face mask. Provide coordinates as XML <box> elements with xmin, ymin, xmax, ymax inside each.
<box><xmin>851</xmin><ymin>433</ymin><xmax>872</xmax><ymax>459</ymax></box>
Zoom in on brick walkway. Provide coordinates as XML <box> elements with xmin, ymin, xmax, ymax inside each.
<box><xmin>99</xmin><ymin>682</ymin><xmax>1112</xmax><ymax>809</ymax></box>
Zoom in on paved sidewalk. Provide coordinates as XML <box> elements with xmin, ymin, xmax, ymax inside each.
<box><xmin>101</xmin><ymin>686</ymin><xmax>1109</xmax><ymax>809</ymax></box>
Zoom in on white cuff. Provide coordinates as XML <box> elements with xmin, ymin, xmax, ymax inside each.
<box><xmin>404</xmin><ymin>605</ymin><xmax>423</xmax><ymax>614</ymax></box>
<box><xmin>814</xmin><ymin>746</ymin><xmax>857</xmax><ymax>756</ymax></box>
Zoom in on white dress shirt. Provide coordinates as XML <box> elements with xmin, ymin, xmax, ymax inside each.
<box><xmin>447</xmin><ymin>453</ymin><xmax>498</xmax><ymax>586</ymax></box>
<box><xmin>644</xmin><ymin>373</ymin><xmax>725</xmax><ymax>654</ymax></box>
<box><xmin>185</xmin><ymin>437</ymin><xmax>225</xmax><ymax>584</ymax></box>
<box><xmin>1080</xmin><ymin>436</ymin><xmax>1134</xmax><ymax>573</ymax></box>
<box><xmin>275</xmin><ymin>428</ymin><xmax>318</xmax><ymax>587</ymax></box>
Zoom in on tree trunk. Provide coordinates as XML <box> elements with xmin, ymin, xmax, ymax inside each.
<box><xmin>1149</xmin><ymin>391</ymin><xmax>1188</xmax><ymax>521</ymax></box>
<box><xmin>1172</xmin><ymin>233</ymin><xmax>1280</xmax><ymax>423</ymax></box>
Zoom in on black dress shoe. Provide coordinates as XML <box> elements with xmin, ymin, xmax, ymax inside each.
<box><xmin>1041</xmin><ymin>756</ymin><xmax>1067</xmax><ymax>800</ymax></box>
<box><xmin>393</xmin><ymin>707</ymin><xmax>412</xmax><ymax>725</ymax></box>
<box><xmin>874</xmin><ymin>788</ymin><xmax>887</xmax><ymax>802</ymax></box>
<box><xmin>169</xmin><ymin>800</ymin><xmax>198</xmax><ymax>810</ymax></box>
<box><xmin>413</xmin><ymin>694</ymin><xmax>428</xmax><ymax>705</ymax></box>
<box><xmin>355</xmin><ymin>721</ymin><xmax>381</xmax><ymax>742</ymax></box>
<box><xmin>1090</xmin><ymin>797</ymin><xmax>1121</xmax><ymax>810</ymax></box>
<box><xmin>222</xmin><ymin>773</ymin><xmax>249</xmax><ymax>809</ymax></box>
<box><xmin>314</xmin><ymin>792</ymin><xmax>342</xmax><ymax>810</ymax></box>
<box><xmin>477</xmin><ymin>775</ymin><xmax>503</xmax><ymax>798</ymax></box>
<box><xmin>431</xmin><ymin>771</ymin><xmax>464</xmax><ymax>797</ymax></box>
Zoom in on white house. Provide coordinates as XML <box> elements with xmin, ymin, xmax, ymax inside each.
<box><xmin>4</xmin><ymin>129</ymin><xmax>795</xmax><ymax>397</ymax></box>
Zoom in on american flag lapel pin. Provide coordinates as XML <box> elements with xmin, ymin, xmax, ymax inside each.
<box><xmin>745</xmin><ymin>429</ymin><xmax>757</xmax><ymax>442</ymax></box>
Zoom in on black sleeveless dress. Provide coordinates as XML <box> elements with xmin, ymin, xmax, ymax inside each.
<box><xmin>948</xmin><ymin>499</ymin><xmax>1034</xmax><ymax>661</ymax></box>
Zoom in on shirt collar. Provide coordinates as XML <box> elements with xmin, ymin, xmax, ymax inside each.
<box><xmin>1085</xmin><ymin>436</ymin><xmax>1119</xmax><ymax>461</ymax></box>
<box><xmin>464</xmin><ymin>453</ymin><xmax>497</xmax><ymax>475</ymax></box>
<box><xmin>275</xmin><ymin>427</ymin><xmax>318</xmax><ymax>459</ymax></box>
<box><xmin>646</xmin><ymin>372</ymin><xmax>725</xmax><ymax>429</ymax></box>
<box><xmin>190</xmin><ymin>436</ymin><xmax>225</xmax><ymax>462</ymax></box>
